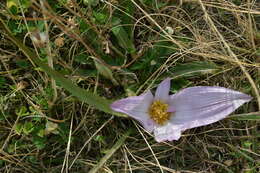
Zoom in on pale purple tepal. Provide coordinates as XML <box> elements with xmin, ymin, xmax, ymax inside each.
<box><xmin>110</xmin><ymin>78</ymin><xmax>252</xmax><ymax>142</ymax></box>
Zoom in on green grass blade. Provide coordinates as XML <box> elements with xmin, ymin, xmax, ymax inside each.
<box><xmin>0</xmin><ymin>18</ymin><xmax>126</xmax><ymax>117</ymax></box>
<box><xmin>170</xmin><ymin>61</ymin><xmax>219</xmax><ymax>78</ymax></box>
<box><xmin>225</xmin><ymin>143</ymin><xmax>255</xmax><ymax>163</ymax></box>
<box><xmin>94</xmin><ymin>58</ymin><xmax>119</xmax><ymax>85</ymax></box>
<box><xmin>229</xmin><ymin>112</ymin><xmax>260</xmax><ymax>120</ymax></box>
<box><xmin>89</xmin><ymin>129</ymin><xmax>132</xmax><ymax>173</ymax></box>
<box><xmin>111</xmin><ymin>17</ymin><xmax>136</xmax><ymax>54</ymax></box>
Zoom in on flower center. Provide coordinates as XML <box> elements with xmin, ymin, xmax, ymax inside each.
<box><xmin>149</xmin><ymin>100</ymin><xmax>171</xmax><ymax>125</ymax></box>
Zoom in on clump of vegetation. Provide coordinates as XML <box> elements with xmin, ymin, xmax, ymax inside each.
<box><xmin>0</xmin><ymin>0</ymin><xmax>259</xmax><ymax>172</ymax></box>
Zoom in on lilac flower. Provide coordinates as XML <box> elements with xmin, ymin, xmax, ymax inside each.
<box><xmin>110</xmin><ymin>78</ymin><xmax>252</xmax><ymax>142</ymax></box>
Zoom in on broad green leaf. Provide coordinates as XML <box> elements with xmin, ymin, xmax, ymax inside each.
<box><xmin>170</xmin><ymin>61</ymin><xmax>219</xmax><ymax>78</ymax></box>
<box><xmin>0</xmin><ymin>18</ymin><xmax>126</xmax><ymax>118</ymax></box>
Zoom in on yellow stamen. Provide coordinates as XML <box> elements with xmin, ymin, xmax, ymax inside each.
<box><xmin>149</xmin><ymin>100</ymin><xmax>171</xmax><ymax>125</ymax></box>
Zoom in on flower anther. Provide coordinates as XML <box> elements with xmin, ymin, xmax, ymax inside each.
<box><xmin>149</xmin><ymin>100</ymin><xmax>171</xmax><ymax>125</ymax></box>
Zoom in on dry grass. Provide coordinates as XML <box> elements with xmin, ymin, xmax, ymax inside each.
<box><xmin>0</xmin><ymin>0</ymin><xmax>259</xmax><ymax>172</ymax></box>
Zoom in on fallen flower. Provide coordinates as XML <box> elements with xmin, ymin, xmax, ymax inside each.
<box><xmin>110</xmin><ymin>78</ymin><xmax>252</xmax><ymax>142</ymax></box>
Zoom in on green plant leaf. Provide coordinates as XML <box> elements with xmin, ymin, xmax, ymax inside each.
<box><xmin>94</xmin><ymin>58</ymin><xmax>119</xmax><ymax>85</ymax></box>
<box><xmin>115</xmin><ymin>1</ymin><xmax>135</xmax><ymax>36</ymax></box>
<box><xmin>15</xmin><ymin>106</ymin><xmax>29</xmax><ymax>117</ymax></box>
<box><xmin>111</xmin><ymin>17</ymin><xmax>136</xmax><ymax>54</ymax></box>
<box><xmin>93</xmin><ymin>11</ymin><xmax>109</xmax><ymax>24</ymax></box>
<box><xmin>0</xmin><ymin>77</ymin><xmax>7</xmax><ymax>89</ymax></box>
<box><xmin>15</xmin><ymin>123</ymin><xmax>23</xmax><ymax>135</ymax></box>
<box><xmin>131</xmin><ymin>39</ymin><xmax>177</xmax><ymax>71</ymax></box>
<box><xmin>229</xmin><ymin>112</ymin><xmax>260</xmax><ymax>120</ymax></box>
<box><xmin>225</xmin><ymin>143</ymin><xmax>255</xmax><ymax>163</ymax></box>
<box><xmin>23</xmin><ymin>122</ymin><xmax>34</xmax><ymax>135</ymax></box>
<box><xmin>169</xmin><ymin>61</ymin><xmax>219</xmax><ymax>78</ymax></box>
<box><xmin>32</xmin><ymin>136</ymin><xmax>46</xmax><ymax>149</ymax></box>
<box><xmin>89</xmin><ymin>129</ymin><xmax>132</xmax><ymax>173</ymax></box>
<box><xmin>0</xmin><ymin>18</ymin><xmax>126</xmax><ymax>118</ymax></box>
<box><xmin>7</xmin><ymin>0</ymin><xmax>31</xmax><ymax>14</ymax></box>
<box><xmin>83</xmin><ymin>0</ymin><xmax>99</xmax><ymax>6</ymax></box>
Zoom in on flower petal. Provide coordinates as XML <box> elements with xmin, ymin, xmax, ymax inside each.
<box><xmin>154</xmin><ymin>78</ymin><xmax>171</xmax><ymax>102</ymax></box>
<box><xmin>110</xmin><ymin>91</ymin><xmax>155</xmax><ymax>132</ymax></box>
<box><xmin>154</xmin><ymin>123</ymin><xmax>182</xmax><ymax>142</ymax></box>
<box><xmin>168</xmin><ymin>86</ymin><xmax>252</xmax><ymax>132</ymax></box>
